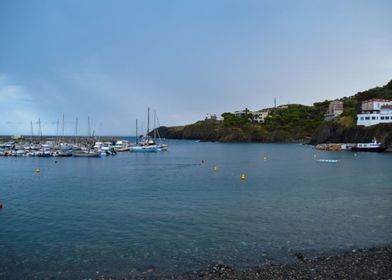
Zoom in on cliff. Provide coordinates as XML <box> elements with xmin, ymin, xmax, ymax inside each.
<box><xmin>310</xmin><ymin>122</ymin><xmax>392</xmax><ymax>145</ymax></box>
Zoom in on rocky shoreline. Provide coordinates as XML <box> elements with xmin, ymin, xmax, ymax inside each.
<box><xmin>96</xmin><ymin>246</ymin><xmax>392</xmax><ymax>280</ymax></box>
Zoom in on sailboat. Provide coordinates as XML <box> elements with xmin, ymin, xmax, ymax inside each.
<box><xmin>152</xmin><ymin>110</ymin><xmax>168</xmax><ymax>151</ymax></box>
<box><xmin>72</xmin><ymin>118</ymin><xmax>105</xmax><ymax>157</ymax></box>
<box><xmin>130</xmin><ymin>109</ymin><xmax>159</xmax><ymax>153</ymax></box>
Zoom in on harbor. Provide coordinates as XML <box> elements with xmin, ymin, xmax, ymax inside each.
<box><xmin>0</xmin><ymin>136</ymin><xmax>168</xmax><ymax>157</ymax></box>
<box><xmin>1</xmin><ymin>142</ymin><xmax>391</xmax><ymax>279</ymax></box>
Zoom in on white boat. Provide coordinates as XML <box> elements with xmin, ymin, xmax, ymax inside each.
<box><xmin>114</xmin><ymin>140</ymin><xmax>130</xmax><ymax>152</ymax></box>
<box><xmin>130</xmin><ymin>145</ymin><xmax>159</xmax><ymax>153</ymax></box>
<box><xmin>130</xmin><ymin>109</ymin><xmax>163</xmax><ymax>153</ymax></box>
<box><xmin>350</xmin><ymin>138</ymin><xmax>387</xmax><ymax>152</ymax></box>
<box><xmin>316</xmin><ymin>159</ymin><xmax>340</xmax><ymax>163</ymax></box>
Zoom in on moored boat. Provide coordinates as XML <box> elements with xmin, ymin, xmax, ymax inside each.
<box><xmin>129</xmin><ymin>145</ymin><xmax>159</xmax><ymax>153</ymax></box>
<box><xmin>350</xmin><ymin>139</ymin><xmax>387</xmax><ymax>153</ymax></box>
<box><xmin>114</xmin><ymin>140</ymin><xmax>130</xmax><ymax>152</ymax></box>
<box><xmin>72</xmin><ymin>151</ymin><xmax>103</xmax><ymax>157</ymax></box>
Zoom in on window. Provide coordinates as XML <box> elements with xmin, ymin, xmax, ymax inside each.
<box><xmin>381</xmin><ymin>116</ymin><xmax>385</xmax><ymax>120</ymax></box>
<box><xmin>372</xmin><ymin>116</ymin><xmax>376</xmax><ymax>120</ymax></box>
<box><xmin>360</xmin><ymin>117</ymin><xmax>364</xmax><ymax>120</ymax></box>
<box><xmin>386</xmin><ymin>116</ymin><xmax>390</xmax><ymax>120</ymax></box>
<box><xmin>365</xmin><ymin>117</ymin><xmax>370</xmax><ymax>120</ymax></box>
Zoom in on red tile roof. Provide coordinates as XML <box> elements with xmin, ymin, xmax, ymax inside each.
<box><xmin>363</xmin><ymin>99</ymin><xmax>392</xmax><ymax>103</ymax></box>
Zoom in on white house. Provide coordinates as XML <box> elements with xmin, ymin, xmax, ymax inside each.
<box><xmin>251</xmin><ymin>109</ymin><xmax>271</xmax><ymax>123</ymax></box>
<box><xmin>357</xmin><ymin>99</ymin><xmax>392</xmax><ymax>126</ymax></box>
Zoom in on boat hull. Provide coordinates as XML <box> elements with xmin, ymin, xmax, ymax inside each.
<box><xmin>350</xmin><ymin>147</ymin><xmax>387</xmax><ymax>153</ymax></box>
<box><xmin>130</xmin><ymin>146</ymin><xmax>158</xmax><ymax>153</ymax></box>
<box><xmin>72</xmin><ymin>152</ymin><xmax>103</xmax><ymax>157</ymax></box>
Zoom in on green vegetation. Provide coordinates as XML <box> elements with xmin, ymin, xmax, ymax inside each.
<box><xmin>339</xmin><ymin>80</ymin><xmax>392</xmax><ymax>122</ymax></box>
<box><xmin>158</xmin><ymin>80</ymin><xmax>392</xmax><ymax>143</ymax></box>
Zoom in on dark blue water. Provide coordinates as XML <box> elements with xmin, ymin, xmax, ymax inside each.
<box><xmin>1</xmin><ymin>141</ymin><xmax>392</xmax><ymax>278</ymax></box>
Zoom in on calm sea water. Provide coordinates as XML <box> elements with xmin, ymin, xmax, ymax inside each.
<box><xmin>1</xmin><ymin>141</ymin><xmax>391</xmax><ymax>278</ymax></box>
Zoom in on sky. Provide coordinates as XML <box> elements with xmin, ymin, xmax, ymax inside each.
<box><xmin>1</xmin><ymin>0</ymin><xmax>392</xmax><ymax>136</ymax></box>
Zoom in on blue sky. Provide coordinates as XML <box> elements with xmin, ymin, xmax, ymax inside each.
<box><xmin>1</xmin><ymin>0</ymin><xmax>392</xmax><ymax>135</ymax></box>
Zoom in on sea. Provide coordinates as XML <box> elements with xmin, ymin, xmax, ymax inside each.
<box><xmin>1</xmin><ymin>140</ymin><xmax>391</xmax><ymax>278</ymax></box>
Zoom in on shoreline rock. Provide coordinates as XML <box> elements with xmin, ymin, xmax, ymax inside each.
<box><xmin>94</xmin><ymin>246</ymin><xmax>392</xmax><ymax>279</ymax></box>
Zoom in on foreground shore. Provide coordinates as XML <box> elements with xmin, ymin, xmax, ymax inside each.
<box><xmin>98</xmin><ymin>246</ymin><xmax>392</xmax><ymax>280</ymax></box>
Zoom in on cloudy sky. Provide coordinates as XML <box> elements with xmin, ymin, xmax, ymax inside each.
<box><xmin>1</xmin><ymin>0</ymin><xmax>392</xmax><ymax>136</ymax></box>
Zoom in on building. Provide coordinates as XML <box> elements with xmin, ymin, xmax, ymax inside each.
<box><xmin>205</xmin><ymin>113</ymin><xmax>218</xmax><ymax>121</ymax></box>
<box><xmin>234</xmin><ymin>110</ymin><xmax>248</xmax><ymax>118</ymax></box>
<box><xmin>251</xmin><ymin>109</ymin><xmax>271</xmax><ymax>123</ymax></box>
<box><xmin>324</xmin><ymin>100</ymin><xmax>344</xmax><ymax>121</ymax></box>
<box><xmin>357</xmin><ymin>99</ymin><xmax>392</xmax><ymax>126</ymax></box>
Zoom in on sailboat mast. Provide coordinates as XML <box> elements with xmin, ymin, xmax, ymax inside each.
<box><xmin>62</xmin><ymin>114</ymin><xmax>65</xmax><ymax>142</ymax></box>
<box><xmin>135</xmin><ymin>119</ymin><xmax>138</xmax><ymax>144</ymax></box>
<box><xmin>88</xmin><ymin>116</ymin><xmax>91</xmax><ymax>138</ymax></box>
<box><xmin>147</xmin><ymin>107</ymin><xmax>150</xmax><ymax>137</ymax></box>
<box><xmin>74</xmin><ymin>117</ymin><xmax>78</xmax><ymax>143</ymax></box>
<box><xmin>56</xmin><ymin>118</ymin><xmax>59</xmax><ymax>143</ymax></box>
<box><xmin>38</xmin><ymin>118</ymin><xmax>42</xmax><ymax>141</ymax></box>
<box><xmin>30</xmin><ymin>120</ymin><xmax>34</xmax><ymax>142</ymax></box>
<box><xmin>153</xmin><ymin>110</ymin><xmax>157</xmax><ymax>139</ymax></box>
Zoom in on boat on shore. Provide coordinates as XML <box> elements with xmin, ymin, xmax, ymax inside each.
<box><xmin>350</xmin><ymin>139</ymin><xmax>387</xmax><ymax>153</ymax></box>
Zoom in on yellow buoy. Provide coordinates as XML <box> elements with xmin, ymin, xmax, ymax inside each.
<box><xmin>241</xmin><ymin>174</ymin><xmax>246</xmax><ymax>180</ymax></box>
<box><xmin>354</xmin><ymin>153</ymin><xmax>357</xmax><ymax>157</ymax></box>
<box><xmin>263</xmin><ymin>156</ymin><xmax>267</xmax><ymax>161</ymax></box>
<box><xmin>35</xmin><ymin>168</ymin><xmax>41</xmax><ymax>173</ymax></box>
<box><xmin>214</xmin><ymin>165</ymin><xmax>218</xmax><ymax>172</ymax></box>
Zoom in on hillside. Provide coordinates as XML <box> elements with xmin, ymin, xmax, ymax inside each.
<box><xmin>157</xmin><ymin>80</ymin><xmax>392</xmax><ymax>144</ymax></box>
<box><xmin>157</xmin><ymin>104</ymin><xmax>324</xmax><ymax>142</ymax></box>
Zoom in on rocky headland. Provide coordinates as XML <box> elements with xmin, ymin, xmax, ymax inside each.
<box><xmin>156</xmin><ymin>80</ymin><xmax>392</xmax><ymax>145</ymax></box>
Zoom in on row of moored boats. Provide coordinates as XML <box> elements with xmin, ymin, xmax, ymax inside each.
<box><xmin>0</xmin><ymin>136</ymin><xmax>168</xmax><ymax>158</ymax></box>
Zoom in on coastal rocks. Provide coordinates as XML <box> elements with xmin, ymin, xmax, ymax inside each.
<box><xmin>311</xmin><ymin>122</ymin><xmax>392</xmax><ymax>146</ymax></box>
<box><xmin>315</xmin><ymin>143</ymin><xmax>343</xmax><ymax>151</ymax></box>
<box><xmin>158</xmin><ymin>246</ymin><xmax>392</xmax><ymax>280</ymax></box>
